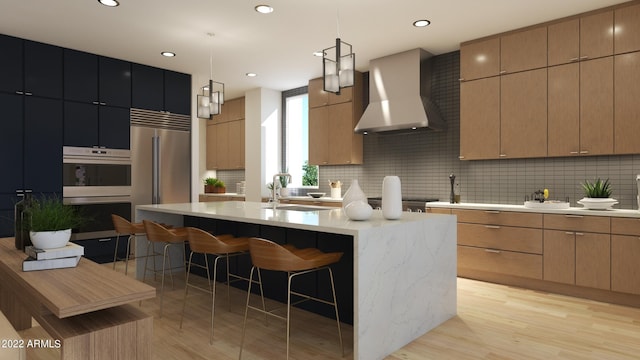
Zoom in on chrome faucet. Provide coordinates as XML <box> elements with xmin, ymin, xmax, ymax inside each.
<box><xmin>271</xmin><ymin>173</ymin><xmax>291</xmax><ymax>207</ymax></box>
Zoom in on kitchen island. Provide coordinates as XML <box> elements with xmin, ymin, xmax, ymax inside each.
<box><xmin>135</xmin><ymin>201</ymin><xmax>457</xmax><ymax>360</ymax></box>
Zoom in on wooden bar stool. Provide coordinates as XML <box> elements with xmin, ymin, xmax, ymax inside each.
<box><xmin>180</xmin><ymin>227</ymin><xmax>265</xmax><ymax>344</ymax></box>
<box><xmin>142</xmin><ymin>219</ymin><xmax>188</xmax><ymax>317</ymax></box>
<box><xmin>111</xmin><ymin>214</ymin><xmax>145</xmax><ymax>275</ymax></box>
<box><xmin>239</xmin><ymin>237</ymin><xmax>344</xmax><ymax>360</ymax></box>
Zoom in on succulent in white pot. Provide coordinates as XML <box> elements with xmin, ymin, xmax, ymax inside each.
<box><xmin>578</xmin><ymin>178</ymin><xmax>618</xmax><ymax>210</ymax></box>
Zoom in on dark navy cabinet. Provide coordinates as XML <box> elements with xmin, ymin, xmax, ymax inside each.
<box><xmin>99</xmin><ymin>57</ymin><xmax>131</xmax><ymax>108</ymax></box>
<box><xmin>132</xmin><ymin>63</ymin><xmax>191</xmax><ymax>115</ymax></box>
<box><xmin>64</xmin><ymin>49</ymin><xmax>98</xmax><ymax>103</ymax></box>
<box><xmin>24</xmin><ymin>41</ymin><xmax>63</xmax><ymax>99</ymax></box>
<box><xmin>0</xmin><ymin>35</ymin><xmax>23</xmax><ymax>94</ymax></box>
<box><xmin>64</xmin><ymin>101</ymin><xmax>130</xmax><ymax>149</ymax></box>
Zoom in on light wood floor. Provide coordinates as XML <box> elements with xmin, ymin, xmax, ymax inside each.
<box><xmin>13</xmin><ymin>260</ymin><xmax>640</xmax><ymax>360</ymax></box>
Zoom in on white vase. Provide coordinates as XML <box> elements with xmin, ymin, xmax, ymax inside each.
<box><xmin>29</xmin><ymin>229</ymin><xmax>72</xmax><ymax>250</ymax></box>
<box><xmin>342</xmin><ymin>179</ymin><xmax>366</xmax><ymax>210</ymax></box>
<box><xmin>382</xmin><ymin>176</ymin><xmax>402</xmax><ymax>220</ymax></box>
<box><xmin>344</xmin><ymin>200</ymin><xmax>373</xmax><ymax>221</ymax></box>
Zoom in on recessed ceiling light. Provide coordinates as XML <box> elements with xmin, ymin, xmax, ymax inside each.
<box><xmin>313</xmin><ymin>51</ymin><xmax>324</xmax><ymax>57</ymax></box>
<box><xmin>161</xmin><ymin>51</ymin><xmax>176</xmax><ymax>57</ymax></box>
<box><xmin>98</xmin><ymin>0</ymin><xmax>119</xmax><ymax>7</ymax></box>
<box><xmin>246</xmin><ymin>72</ymin><xmax>257</xmax><ymax>77</ymax></box>
<box><xmin>413</xmin><ymin>19</ymin><xmax>431</xmax><ymax>27</ymax></box>
<box><xmin>255</xmin><ymin>5</ymin><xmax>273</xmax><ymax>14</ymax></box>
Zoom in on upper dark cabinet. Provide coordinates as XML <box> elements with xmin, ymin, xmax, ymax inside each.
<box><xmin>24</xmin><ymin>41</ymin><xmax>63</xmax><ymax>98</ymax></box>
<box><xmin>0</xmin><ymin>92</ymin><xmax>24</xmax><ymax>192</ymax></box>
<box><xmin>164</xmin><ymin>71</ymin><xmax>191</xmax><ymax>115</ymax></box>
<box><xmin>132</xmin><ymin>63</ymin><xmax>164</xmax><ymax>111</ymax></box>
<box><xmin>99</xmin><ymin>57</ymin><xmax>131</xmax><ymax>108</ymax></box>
<box><xmin>0</xmin><ymin>34</ymin><xmax>23</xmax><ymax>94</ymax></box>
<box><xmin>64</xmin><ymin>49</ymin><xmax>98</xmax><ymax>103</ymax></box>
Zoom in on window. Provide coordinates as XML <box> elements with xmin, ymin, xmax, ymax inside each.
<box><xmin>283</xmin><ymin>89</ymin><xmax>318</xmax><ymax>188</ymax></box>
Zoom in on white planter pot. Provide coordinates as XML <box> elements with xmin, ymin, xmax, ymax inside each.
<box><xmin>577</xmin><ymin>197</ymin><xmax>618</xmax><ymax>210</ymax></box>
<box><xmin>29</xmin><ymin>229</ymin><xmax>72</xmax><ymax>250</ymax></box>
<box><xmin>280</xmin><ymin>188</ymin><xmax>289</xmax><ymax>197</ymax></box>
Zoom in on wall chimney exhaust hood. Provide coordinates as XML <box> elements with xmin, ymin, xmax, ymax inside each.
<box><xmin>355</xmin><ymin>48</ymin><xmax>444</xmax><ymax>134</ymax></box>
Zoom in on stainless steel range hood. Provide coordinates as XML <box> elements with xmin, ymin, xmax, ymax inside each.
<box><xmin>355</xmin><ymin>48</ymin><xmax>444</xmax><ymax>134</ymax></box>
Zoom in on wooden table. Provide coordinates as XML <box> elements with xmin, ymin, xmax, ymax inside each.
<box><xmin>0</xmin><ymin>238</ymin><xmax>156</xmax><ymax>359</ymax></box>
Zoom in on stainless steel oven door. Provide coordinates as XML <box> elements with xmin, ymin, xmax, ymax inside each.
<box><xmin>63</xmin><ymin>196</ymin><xmax>132</xmax><ymax>241</ymax></box>
<box><xmin>63</xmin><ymin>146</ymin><xmax>132</xmax><ymax>198</ymax></box>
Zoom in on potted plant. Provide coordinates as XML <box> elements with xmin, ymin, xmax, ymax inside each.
<box><xmin>278</xmin><ymin>174</ymin><xmax>290</xmax><ymax>197</ymax></box>
<box><xmin>204</xmin><ymin>178</ymin><xmax>226</xmax><ymax>193</ymax></box>
<box><xmin>26</xmin><ymin>196</ymin><xmax>85</xmax><ymax>249</ymax></box>
<box><xmin>578</xmin><ymin>178</ymin><xmax>618</xmax><ymax>210</ymax></box>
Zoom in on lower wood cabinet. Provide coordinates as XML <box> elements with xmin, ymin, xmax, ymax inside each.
<box><xmin>575</xmin><ymin>232</ymin><xmax>610</xmax><ymax>290</ymax></box>
<box><xmin>458</xmin><ymin>245</ymin><xmax>542</xmax><ymax>279</ymax></box>
<box><xmin>611</xmin><ymin>217</ymin><xmax>640</xmax><ymax>295</ymax></box>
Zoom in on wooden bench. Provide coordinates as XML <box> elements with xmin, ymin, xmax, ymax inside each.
<box><xmin>0</xmin><ymin>310</ymin><xmax>26</xmax><ymax>360</ymax></box>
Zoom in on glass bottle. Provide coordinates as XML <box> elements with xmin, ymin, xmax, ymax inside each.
<box><xmin>14</xmin><ymin>190</ymin><xmax>33</xmax><ymax>251</ymax></box>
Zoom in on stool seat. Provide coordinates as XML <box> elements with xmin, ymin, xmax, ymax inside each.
<box><xmin>240</xmin><ymin>237</ymin><xmax>344</xmax><ymax>359</ymax></box>
<box><xmin>111</xmin><ymin>214</ymin><xmax>146</xmax><ymax>275</ymax></box>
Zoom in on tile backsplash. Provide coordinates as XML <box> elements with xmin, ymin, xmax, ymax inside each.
<box><xmin>219</xmin><ymin>50</ymin><xmax>640</xmax><ymax>210</ymax></box>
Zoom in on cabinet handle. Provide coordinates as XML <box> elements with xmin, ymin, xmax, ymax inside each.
<box><xmin>485</xmin><ymin>225</ymin><xmax>501</xmax><ymax>229</ymax></box>
<box><xmin>15</xmin><ymin>91</ymin><xmax>24</xmax><ymax>95</ymax></box>
<box><xmin>499</xmin><ymin>70</ymin><xmax>507</xmax><ymax>74</ymax></box>
<box><xmin>458</xmin><ymin>156</ymin><xmax>465</xmax><ymax>160</ymax></box>
<box><xmin>570</xmin><ymin>151</ymin><xmax>579</xmax><ymax>154</ymax></box>
<box><xmin>575</xmin><ymin>232</ymin><xmax>584</xmax><ymax>236</ymax></box>
<box><xmin>92</xmin><ymin>101</ymin><xmax>100</xmax><ymax>105</ymax></box>
<box><xmin>579</xmin><ymin>150</ymin><xmax>589</xmax><ymax>154</ymax></box>
<box><xmin>458</xmin><ymin>78</ymin><xmax>465</xmax><ymax>82</ymax></box>
<box><xmin>499</xmin><ymin>154</ymin><xmax>507</xmax><ymax>157</ymax></box>
<box><xmin>485</xmin><ymin>249</ymin><xmax>501</xmax><ymax>254</ymax></box>
<box><xmin>98</xmin><ymin>238</ymin><xmax>112</xmax><ymax>242</ymax></box>
<box><xmin>25</xmin><ymin>92</ymin><xmax>33</xmax><ymax>96</ymax></box>
<box><xmin>565</xmin><ymin>231</ymin><xmax>574</xmax><ymax>235</ymax></box>
<box><xmin>569</xmin><ymin>57</ymin><xmax>579</xmax><ymax>62</ymax></box>
<box><xmin>579</xmin><ymin>56</ymin><xmax>589</xmax><ymax>60</ymax></box>
<box><xmin>99</xmin><ymin>102</ymin><xmax>106</xmax><ymax>106</ymax></box>
<box><xmin>565</xmin><ymin>215</ymin><xmax>583</xmax><ymax>219</ymax></box>
<box><xmin>484</xmin><ymin>210</ymin><xmax>501</xmax><ymax>214</ymax></box>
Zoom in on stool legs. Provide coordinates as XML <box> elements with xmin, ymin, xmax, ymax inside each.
<box><xmin>141</xmin><ymin>240</ymin><xmax>184</xmax><ymax>317</ymax></box>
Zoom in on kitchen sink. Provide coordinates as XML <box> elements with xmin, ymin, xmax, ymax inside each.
<box><xmin>524</xmin><ymin>200</ymin><xmax>570</xmax><ymax>209</ymax></box>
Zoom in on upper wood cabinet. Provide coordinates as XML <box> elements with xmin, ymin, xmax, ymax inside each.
<box><xmin>548</xmin><ymin>19</ymin><xmax>580</xmax><ymax>66</ymax></box>
<box><xmin>614</xmin><ymin>52</ymin><xmax>640</xmax><ymax>154</ymax></box>
<box><xmin>459</xmin><ymin>38</ymin><xmax>500</xmax><ymax>81</ymax></box>
<box><xmin>500</xmin><ymin>68</ymin><xmax>547</xmax><ymax>159</ymax></box>
<box><xmin>580</xmin><ymin>10</ymin><xmax>614</xmax><ymax>60</ymax></box>
<box><xmin>500</xmin><ymin>27</ymin><xmax>547</xmax><ymax>73</ymax></box>
<box><xmin>308</xmin><ymin>72</ymin><xmax>364</xmax><ymax>166</ymax></box>
<box><xmin>205</xmin><ymin>97</ymin><xmax>246</xmax><ymax>170</ymax></box>
<box><xmin>459</xmin><ymin>77</ymin><xmax>500</xmax><ymax>160</ymax></box>
<box><xmin>548</xmin><ymin>63</ymin><xmax>580</xmax><ymax>157</ymax></box>
<box><xmin>615</xmin><ymin>3</ymin><xmax>640</xmax><ymax>54</ymax></box>
<box><xmin>580</xmin><ymin>57</ymin><xmax>613</xmax><ymax>156</ymax></box>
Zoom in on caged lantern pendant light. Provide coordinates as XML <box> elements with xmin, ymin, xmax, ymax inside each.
<box><xmin>322</xmin><ymin>10</ymin><xmax>355</xmax><ymax>95</ymax></box>
<box><xmin>197</xmin><ymin>33</ymin><xmax>225</xmax><ymax>119</ymax></box>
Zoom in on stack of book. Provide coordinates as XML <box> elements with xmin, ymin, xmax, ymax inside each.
<box><xmin>22</xmin><ymin>242</ymin><xmax>84</xmax><ymax>271</ymax></box>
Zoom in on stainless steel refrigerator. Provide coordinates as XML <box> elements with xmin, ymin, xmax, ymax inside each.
<box><xmin>130</xmin><ymin>109</ymin><xmax>191</xmax><ymax>209</ymax></box>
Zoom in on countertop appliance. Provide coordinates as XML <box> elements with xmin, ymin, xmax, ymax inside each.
<box><xmin>130</xmin><ymin>108</ymin><xmax>191</xmax><ymax>210</ymax></box>
<box><xmin>367</xmin><ymin>197</ymin><xmax>439</xmax><ymax>213</ymax></box>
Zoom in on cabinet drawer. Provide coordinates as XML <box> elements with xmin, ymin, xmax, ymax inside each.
<box><xmin>611</xmin><ymin>217</ymin><xmax>640</xmax><ymax>236</ymax></box>
<box><xmin>458</xmin><ymin>223</ymin><xmax>542</xmax><ymax>254</ymax></box>
<box><xmin>72</xmin><ymin>236</ymin><xmax>126</xmax><ymax>264</ymax></box>
<box><xmin>453</xmin><ymin>209</ymin><xmax>542</xmax><ymax>227</ymax></box>
<box><xmin>544</xmin><ymin>214</ymin><xmax>610</xmax><ymax>233</ymax></box>
<box><xmin>458</xmin><ymin>245</ymin><xmax>542</xmax><ymax>279</ymax></box>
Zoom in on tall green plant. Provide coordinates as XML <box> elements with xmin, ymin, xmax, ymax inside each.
<box><xmin>27</xmin><ymin>196</ymin><xmax>85</xmax><ymax>232</ymax></box>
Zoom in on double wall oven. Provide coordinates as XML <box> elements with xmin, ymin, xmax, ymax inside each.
<box><xmin>62</xmin><ymin>146</ymin><xmax>132</xmax><ymax>248</ymax></box>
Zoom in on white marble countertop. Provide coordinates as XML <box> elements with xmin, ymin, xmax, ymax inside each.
<box><xmin>200</xmin><ymin>192</ymin><xmax>245</xmax><ymax>197</ymax></box>
<box><xmin>427</xmin><ymin>201</ymin><xmax>640</xmax><ymax>218</ymax></box>
<box><xmin>137</xmin><ymin>201</ymin><xmax>441</xmax><ymax>236</ymax></box>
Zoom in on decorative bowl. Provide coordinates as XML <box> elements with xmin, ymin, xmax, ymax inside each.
<box><xmin>577</xmin><ymin>197</ymin><xmax>618</xmax><ymax>210</ymax></box>
<box><xmin>307</xmin><ymin>192</ymin><xmax>325</xmax><ymax>198</ymax></box>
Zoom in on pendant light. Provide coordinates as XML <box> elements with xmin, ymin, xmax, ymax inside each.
<box><xmin>197</xmin><ymin>33</ymin><xmax>225</xmax><ymax>119</ymax></box>
<box><xmin>322</xmin><ymin>10</ymin><xmax>355</xmax><ymax>94</ymax></box>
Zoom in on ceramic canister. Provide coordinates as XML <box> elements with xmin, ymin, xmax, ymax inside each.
<box><xmin>382</xmin><ymin>176</ymin><xmax>402</xmax><ymax>220</ymax></box>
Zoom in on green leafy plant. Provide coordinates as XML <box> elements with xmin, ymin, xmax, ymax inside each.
<box><xmin>26</xmin><ymin>195</ymin><xmax>86</xmax><ymax>232</ymax></box>
<box><xmin>302</xmin><ymin>161</ymin><xmax>318</xmax><ymax>186</ymax></box>
<box><xmin>204</xmin><ymin>178</ymin><xmax>225</xmax><ymax>187</ymax></box>
<box><xmin>278</xmin><ymin>169</ymin><xmax>289</xmax><ymax>188</ymax></box>
<box><xmin>581</xmin><ymin>178</ymin><xmax>612</xmax><ymax>198</ymax></box>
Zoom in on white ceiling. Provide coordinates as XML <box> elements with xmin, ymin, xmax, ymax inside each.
<box><xmin>0</xmin><ymin>0</ymin><xmax>627</xmax><ymax>99</ymax></box>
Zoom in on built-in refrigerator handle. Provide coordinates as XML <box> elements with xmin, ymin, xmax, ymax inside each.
<box><xmin>152</xmin><ymin>130</ymin><xmax>161</xmax><ymax>204</ymax></box>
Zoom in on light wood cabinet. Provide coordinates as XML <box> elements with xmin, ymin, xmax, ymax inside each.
<box><xmin>454</xmin><ymin>209</ymin><xmax>542</xmax><ymax>228</ymax></box>
<box><xmin>580</xmin><ymin>11</ymin><xmax>614</xmax><ymax>60</ymax></box>
<box><xmin>580</xmin><ymin>57</ymin><xmax>613</xmax><ymax>156</ymax></box>
<box><xmin>500</xmin><ymin>27</ymin><xmax>547</xmax><ymax>73</ymax></box>
<box><xmin>500</xmin><ymin>68</ymin><xmax>547</xmax><ymax>159</ymax></box>
<box><xmin>459</xmin><ymin>77</ymin><xmax>500</xmax><ymax>160</ymax></box>
<box><xmin>548</xmin><ymin>63</ymin><xmax>580</xmax><ymax>156</ymax></box>
<box><xmin>308</xmin><ymin>72</ymin><xmax>363</xmax><ymax>166</ymax></box>
<box><xmin>575</xmin><ymin>232</ymin><xmax>611</xmax><ymax>290</ymax></box>
<box><xmin>205</xmin><ymin>97</ymin><xmax>245</xmax><ymax>170</ymax></box>
<box><xmin>611</xmin><ymin>217</ymin><xmax>640</xmax><ymax>295</ymax></box>
<box><xmin>548</xmin><ymin>19</ymin><xmax>580</xmax><ymax>66</ymax></box>
<box><xmin>278</xmin><ymin>198</ymin><xmax>341</xmax><ymax>208</ymax></box>
<box><xmin>615</xmin><ymin>3</ymin><xmax>640</xmax><ymax>54</ymax></box>
<box><xmin>543</xmin><ymin>214</ymin><xmax>610</xmax><ymax>233</ymax></box>
<box><xmin>308</xmin><ymin>78</ymin><xmax>354</xmax><ymax>108</ymax></box>
<box><xmin>459</xmin><ymin>37</ymin><xmax>500</xmax><ymax>81</ymax></box>
<box><xmin>543</xmin><ymin>230</ymin><xmax>575</xmax><ymax>285</ymax></box>
<box><xmin>458</xmin><ymin>223</ymin><xmax>542</xmax><ymax>254</ymax></box>
<box><xmin>614</xmin><ymin>52</ymin><xmax>640</xmax><ymax>154</ymax></box>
